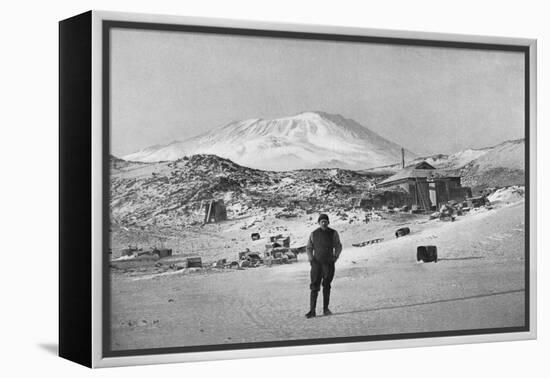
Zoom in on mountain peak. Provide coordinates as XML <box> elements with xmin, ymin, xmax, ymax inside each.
<box><xmin>272</xmin><ymin>110</ymin><xmax>345</xmax><ymax>123</ymax></box>
<box><xmin>290</xmin><ymin>110</ymin><xmax>335</xmax><ymax>119</ymax></box>
<box><xmin>123</xmin><ymin>112</ymin><xmax>414</xmax><ymax>171</ymax></box>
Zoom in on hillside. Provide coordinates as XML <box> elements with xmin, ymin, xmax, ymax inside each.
<box><xmin>110</xmin><ymin>154</ymin><xmax>383</xmax><ymax>229</ymax></box>
<box><xmin>447</xmin><ymin>139</ymin><xmax>525</xmax><ymax>191</ymax></box>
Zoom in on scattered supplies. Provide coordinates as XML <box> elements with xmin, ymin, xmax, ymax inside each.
<box><xmin>352</xmin><ymin>238</ymin><xmax>384</xmax><ymax>247</ymax></box>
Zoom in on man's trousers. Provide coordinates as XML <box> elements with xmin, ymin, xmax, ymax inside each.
<box><xmin>309</xmin><ymin>260</ymin><xmax>335</xmax><ymax>292</ymax></box>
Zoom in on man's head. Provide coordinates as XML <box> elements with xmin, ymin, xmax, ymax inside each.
<box><xmin>318</xmin><ymin>214</ymin><xmax>330</xmax><ymax>230</ymax></box>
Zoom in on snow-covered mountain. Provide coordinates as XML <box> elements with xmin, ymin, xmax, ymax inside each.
<box><xmin>122</xmin><ymin>111</ymin><xmax>414</xmax><ymax>171</ymax></box>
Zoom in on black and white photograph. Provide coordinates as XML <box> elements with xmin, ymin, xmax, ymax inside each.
<box><xmin>105</xmin><ymin>19</ymin><xmax>531</xmax><ymax>355</ymax></box>
<box><xmin>8</xmin><ymin>1</ymin><xmax>549</xmax><ymax>376</ymax></box>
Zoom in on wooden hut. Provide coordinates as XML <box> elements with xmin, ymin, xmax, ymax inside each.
<box><xmin>377</xmin><ymin>161</ymin><xmax>470</xmax><ymax>210</ymax></box>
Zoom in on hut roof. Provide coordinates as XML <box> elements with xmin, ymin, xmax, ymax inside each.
<box><xmin>377</xmin><ymin>161</ymin><xmax>455</xmax><ymax>187</ymax></box>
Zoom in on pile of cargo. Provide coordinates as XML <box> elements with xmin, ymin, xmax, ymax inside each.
<box><xmin>237</xmin><ymin>250</ymin><xmax>264</xmax><ymax>267</ymax></box>
<box><xmin>236</xmin><ymin>234</ymin><xmax>305</xmax><ymax>268</ymax></box>
<box><xmin>263</xmin><ymin>234</ymin><xmax>298</xmax><ymax>266</ymax></box>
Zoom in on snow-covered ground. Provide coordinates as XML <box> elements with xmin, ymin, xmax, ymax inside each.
<box><xmin>487</xmin><ymin>185</ymin><xmax>525</xmax><ymax>204</ymax></box>
<box><xmin>110</xmin><ymin>198</ymin><xmax>526</xmax><ymax>351</ymax></box>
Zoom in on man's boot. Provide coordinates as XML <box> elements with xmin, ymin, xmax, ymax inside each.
<box><xmin>323</xmin><ymin>289</ymin><xmax>332</xmax><ymax>316</ymax></box>
<box><xmin>305</xmin><ymin>291</ymin><xmax>318</xmax><ymax>318</ymax></box>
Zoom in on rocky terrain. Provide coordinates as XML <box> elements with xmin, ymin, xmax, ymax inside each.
<box><xmin>110</xmin><ymin>154</ymin><xmax>385</xmax><ymax>229</ymax></box>
<box><xmin>111</xmin><ymin>138</ymin><xmax>524</xmax><ymax>230</ymax></box>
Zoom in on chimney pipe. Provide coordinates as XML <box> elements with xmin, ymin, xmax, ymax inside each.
<box><xmin>401</xmin><ymin>148</ymin><xmax>405</xmax><ymax>168</ymax></box>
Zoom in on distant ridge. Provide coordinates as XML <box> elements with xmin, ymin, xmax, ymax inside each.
<box><xmin>363</xmin><ymin>138</ymin><xmax>525</xmax><ymax>191</ymax></box>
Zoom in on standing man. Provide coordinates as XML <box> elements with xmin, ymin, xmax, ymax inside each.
<box><xmin>305</xmin><ymin>214</ymin><xmax>342</xmax><ymax>318</ymax></box>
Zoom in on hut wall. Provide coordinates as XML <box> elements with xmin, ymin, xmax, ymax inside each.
<box><xmin>435</xmin><ymin>179</ymin><xmax>470</xmax><ymax>206</ymax></box>
<box><xmin>381</xmin><ymin>176</ymin><xmax>469</xmax><ymax>209</ymax></box>
<box><xmin>435</xmin><ymin>181</ymin><xmax>449</xmax><ymax>206</ymax></box>
<box><xmin>450</xmin><ymin>186</ymin><xmax>471</xmax><ymax>202</ymax></box>
<box><xmin>408</xmin><ymin>179</ymin><xmax>431</xmax><ymax>209</ymax></box>
<box><xmin>381</xmin><ymin>191</ymin><xmax>411</xmax><ymax>208</ymax></box>
<box><xmin>418</xmin><ymin>181</ymin><xmax>432</xmax><ymax>209</ymax></box>
<box><xmin>357</xmin><ymin>190</ymin><xmax>411</xmax><ymax>209</ymax></box>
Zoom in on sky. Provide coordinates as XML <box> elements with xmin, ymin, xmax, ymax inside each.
<box><xmin>110</xmin><ymin>28</ymin><xmax>525</xmax><ymax>157</ymax></box>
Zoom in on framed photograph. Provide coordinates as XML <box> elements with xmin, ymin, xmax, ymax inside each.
<box><xmin>59</xmin><ymin>10</ymin><xmax>537</xmax><ymax>368</ymax></box>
